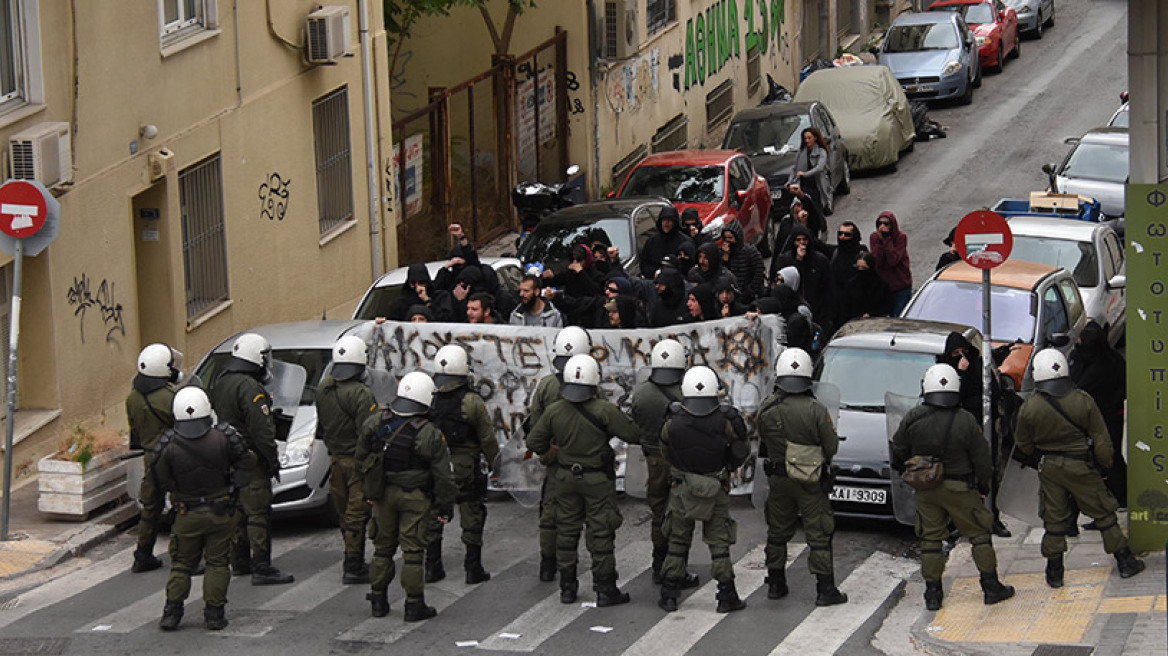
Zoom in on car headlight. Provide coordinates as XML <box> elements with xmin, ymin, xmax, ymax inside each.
<box><xmin>279</xmin><ymin>434</ymin><xmax>314</xmax><ymax>469</ymax></box>
<box><xmin>976</xmin><ymin>36</ymin><xmax>989</xmax><ymax>46</ymax></box>
<box><xmin>942</xmin><ymin>60</ymin><xmax>962</xmax><ymax>76</ymax></box>
<box><xmin>702</xmin><ymin>216</ymin><xmax>725</xmax><ymax>236</ymax></box>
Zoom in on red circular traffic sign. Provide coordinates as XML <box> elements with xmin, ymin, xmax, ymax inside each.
<box><xmin>956</xmin><ymin>210</ymin><xmax>1012</xmax><ymax>270</ymax></box>
<box><xmin>0</xmin><ymin>180</ymin><xmax>48</xmax><ymax>239</ymax></box>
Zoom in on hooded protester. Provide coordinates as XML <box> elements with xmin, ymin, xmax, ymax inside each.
<box><xmin>772</xmin><ymin>224</ymin><xmax>834</xmax><ymax>334</ymax></box>
<box><xmin>686</xmin><ymin>285</ymin><xmax>719</xmax><ymax>322</ymax></box>
<box><xmin>680</xmin><ymin>208</ymin><xmax>711</xmax><ymax>247</ymax></box>
<box><xmin>407</xmin><ymin>304</ymin><xmax>433</xmax><ymax>322</ymax></box>
<box><xmin>770</xmin><ymin>285</ymin><xmax>815</xmax><ymax>353</ymax></box>
<box><xmin>870</xmin><ymin>211</ymin><xmax>912</xmax><ymax>315</ymax></box>
<box><xmin>606</xmin><ymin>295</ymin><xmax>641</xmax><ymax>329</ymax></box>
<box><xmin>840</xmin><ymin>253</ymin><xmax>893</xmax><ymax>323</ymax></box>
<box><xmin>720</xmin><ymin>219</ymin><xmax>766</xmax><ymax>303</ymax></box>
<box><xmin>715</xmin><ymin>280</ymin><xmax>749</xmax><ymax>318</ymax></box>
<box><xmin>688</xmin><ymin>241</ymin><xmax>738</xmax><ymax>291</ymax></box>
<box><xmin>827</xmin><ymin>221</ymin><xmax>868</xmax><ymax>323</ymax></box>
<box><xmin>674</xmin><ymin>240</ymin><xmax>697</xmax><ymax>277</ymax></box>
<box><xmin>1069</xmin><ymin>320</ymin><xmax>1127</xmax><ymax>507</ymax></box>
<box><xmin>388</xmin><ymin>263</ymin><xmax>454</xmax><ymax>322</ymax></box>
<box><xmin>936</xmin><ymin>331</ymin><xmax>985</xmax><ymax>421</ymax></box>
<box><xmin>639</xmin><ymin>206</ymin><xmax>692</xmax><ymax>278</ymax></box>
<box><xmin>649</xmin><ymin>268</ymin><xmax>691</xmax><ymax>327</ymax></box>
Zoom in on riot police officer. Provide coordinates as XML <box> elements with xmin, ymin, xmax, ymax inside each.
<box><xmin>209</xmin><ymin>333</ymin><xmax>294</xmax><ymax>585</ymax></box>
<box><xmin>526</xmin><ymin>354</ymin><xmax>641</xmax><ymax>606</ymax></box>
<box><xmin>424</xmin><ymin>344</ymin><xmax>499</xmax><ymax>585</ymax></box>
<box><xmin>892</xmin><ymin>364</ymin><xmax>1014</xmax><ymax>611</ymax></box>
<box><xmin>756</xmin><ymin>349</ymin><xmax>846</xmax><ymax>606</ymax></box>
<box><xmin>1016</xmin><ymin>349</ymin><xmax>1145</xmax><ymax>586</ymax></box>
<box><xmin>629</xmin><ymin>339</ymin><xmax>699</xmax><ymax>588</ymax></box>
<box><xmin>152</xmin><ymin>387</ymin><xmax>255</xmax><ymax>631</ymax></box>
<box><xmin>529</xmin><ymin>325</ymin><xmax>592</xmax><ymax>582</ymax></box>
<box><xmin>315</xmin><ymin>335</ymin><xmax>380</xmax><ymax>585</ymax></box>
<box><xmin>358</xmin><ymin>372</ymin><xmax>457</xmax><ymax>621</ymax></box>
<box><xmin>657</xmin><ymin>367</ymin><xmax>749</xmax><ymax>613</ymax></box>
<box><xmin>126</xmin><ymin>343</ymin><xmax>181</xmax><ymax>573</ymax></box>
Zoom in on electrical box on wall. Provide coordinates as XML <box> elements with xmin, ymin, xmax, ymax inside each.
<box><xmin>9</xmin><ymin>122</ymin><xmax>73</xmax><ymax>188</ymax></box>
<box><xmin>306</xmin><ymin>5</ymin><xmax>352</xmax><ymax>64</ymax></box>
<box><xmin>148</xmin><ymin>149</ymin><xmax>174</xmax><ymax>182</ymax></box>
<box><xmin>602</xmin><ymin>0</ymin><xmax>640</xmax><ymax>60</ymax></box>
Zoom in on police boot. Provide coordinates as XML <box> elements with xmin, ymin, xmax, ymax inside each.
<box><xmin>158</xmin><ymin>601</ymin><xmax>183</xmax><ymax>631</ymax></box>
<box><xmin>1045</xmin><ymin>557</ymin><xmax>1065</xmax><ymax>588</ymax></box>
<box><xmin>132</xmin><ymin>548</ymin><xmax>163</xmax><ymax>573</ymax></box>
<box><xmin>559</xmin><ymin>568</ymin><xmax>578</xmax><ymax>604</ymax></box>
<box><xmin>651</xmin><ymin>546</ymin><xmax>667</xmax><ymax>584</ymax></box>
<box><xmin>424</xmin><ymin>539</ymin><xmax>446</xmax><ymax>583</ymax></box>
<box><xmin>367</xmin><ymin>591</ymin><xmax>390</xmax><ymax>618</ymax></box>
<box><xmin>594</xmin><ymin>578</ymin><xmax>631</xmax><ymax>608</ymax></box>
<box><xmin>979</xmin><ymin>572</ymin><xmax>1015</xmax><ymax>605</ymax></box>
<box><xmin>539</xmin><ymin>556</ymin><xmax>557</xmax><ymax>582</ymax></box>
<box><xmin>715</xmin><ymin>581</ymin><xmax>747</xmax><ymax>613</ymax></box>
<box><xmin>1115</xmin><ymin>547</ymin><xmax>1147</xmax><ymax>579</ymax></box>
<box><xmin>251</xmin><ymin>560</ymin><xmax>294</xmax><ymax>586</ymax></box>
<box><xmin>814</xmin><ymin>574</ymin><xmax>848</xmax><ymax>607</ymax></box>
<box><xmin>924</xmin><ymin>580</ymin><xmax>944</xmax><ymax>611</ymax></box>
<box><xmin>231</xmin><ymin>543</ymin><xmax>252</xmax><ymax>577</ymax></box>
<box><xmin>678</xmin><ymin>569</ymin><xmax>700</xmax><ymax>589</ymax></box>
<box><xmin>766</xmin><ymin>569</ymin><xmax>789</xmax><ymax>600</ymax></box>
<box><xmin>203</xmin><ymin>604</ymin><xmax>228</xmax><ymax>631</ymax></box>
<box><xmin>658</xmin><ymin>580</ymin><xmax>680</xmax><ymax>612</ymax></box>
<box><xmin>464</xmin><ymin>544</ymin><xmax>491</xmax><ymax>584</ymax></box>
<box><xmin>403</xmin><ymin>596</ymin><xmax>438</xmax><ymax>622</ymax></box>
<box><xmin>343</xmin><ymin>554</ymin><xmax>371</xmax><ymax>585</ymax></box>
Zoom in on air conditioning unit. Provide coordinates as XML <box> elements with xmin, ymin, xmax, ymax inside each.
<box><xmin>603</xmin><ymin>0</ymin><xmax>639</xmax><ymax>59</ymax></box>
<box><xmin>306</xmin><ymin>5</ymin><xmax>351</xmax><ymax>64</ymax></box>
<box><xmin>9</xmin><ymin>122</ymin><xmax>72</xmax><ymax>188</ymax></box>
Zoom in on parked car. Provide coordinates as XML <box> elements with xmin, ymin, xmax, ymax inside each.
<box><xmin>1044</xmin><ymin>127</ymin><xmax>1129</xmax><ymax>219</ymax></box>
<box><xmin>614</xmin><ymin>150</ymin><xmax>772</xmax><ymax>245</ymax></box>
<box><xmin>792</xmin><ymin>65</ymin><xmax>916</xmax><ymax>171</ymax></box>
<box><xmin>515</xmin><ymin>198</ymin><xmax>675</xmax><ymax>274</ymax></box>
<box><xmin>193</xmin><ymin>320</ymin><xmax>364</xmax><ymax>519</ymax></box>
<box><xmin>902</xmin><ymin>260</ymin><xmax>1086</xmax><ymax>393</ymax></box>
<box><xmin>878</xmin><ymin>11</ymin><xmax>982</xmax><ymax>105</ymax></box>
<box><xmin>353</xmin><ymin>257</ymin><xmax>522</xmax><ymax>321</ymax></box>
<box><xmin>1006</xmin><ymin>217</ymin><xmax>1126</xmax><ymax>345</ymax></box>
<box><xmin>929</xmin><ymin>0</ymin><xmax>1020</xmax><ymax>72</ymax></box>
<box><xmin>721</xmin><ymin>102</ymin><xmax>851</xmax><ymax>212</ymax></box>
<box><xmin>1001</xmin><ymin>0</ymin><xmax>1053</xmax><ymax>38</ymax></box>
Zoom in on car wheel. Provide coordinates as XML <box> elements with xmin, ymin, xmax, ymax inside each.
<box><xmin>1045</xmin><ymin>2</ymin><xmax>1054</xmax><ymax>26</ymax></box>
<box><xmin>1011</xmin><ymin>31</ymin><xmax>1021</xmax><ymax>59</ymax></box>
<box><xmin>838</xmin><ymin>159</ymin><xmax>852</xmax><ymax>195</ymax></box>
<box><xmin>959</xmin><ymin>78</ymin><xmax>974</xmax><ymax>105</ymax></box>
<box><xmin>1035</xmin><ymin>12</ymin><xmax>1044</xmax><ymax>39</ymax></box>
<box><xmin>973</xmin><ymin>61</ymin><xmax>983</xmax><ymax>88</ymax></box>
<box><xmin>992</xmin><ymin>44</ymin><xmax>1004</xmax><ymax>73</ymax></box>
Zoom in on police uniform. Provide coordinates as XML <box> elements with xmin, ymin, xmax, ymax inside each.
<box><xmin>126</xmin><ymin>375</ymin><xmax>176</xmax><ymax>572</ymax></box>
<box><xmin>529</xmin><ymin>371</ymin><xmax>562</xmax><ymax>580</ymax></box>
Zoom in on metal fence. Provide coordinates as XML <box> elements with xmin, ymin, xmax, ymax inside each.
<box><xmin>179</xmin><ymin>154</ymin><xmax>230</xmax><ymax>321</ymax></box>
<box><xmin>313</xmin><ymin>87</ymin><xmax>355</xmax><ymax>234</ymax></box>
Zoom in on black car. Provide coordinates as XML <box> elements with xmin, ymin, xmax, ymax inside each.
<box><xmin>515</xmin><ymin>198</ymin><xmax>673</xmax><ymax>274</ymax></box>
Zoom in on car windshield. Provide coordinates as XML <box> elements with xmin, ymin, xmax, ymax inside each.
<box><xmin>195</xmin><ymin>348</ymin><xmax>330</xmax><ymax>406</ymax></box>
<box><xmin>884</xmin><ymin>22</ymin><xmax>960</xmax><ymax>51</ymax></box>
<box><xmin>1010</xmin><ymin>236</ymin><xmax>1099</xmax><ymax>287</ymax></box>
<box><xmin>724</xmin><ymin>114</ymin><xmax>809</xmax><ymax>156</ymax></box>
<box><xmin>816</xmin><ymin>347</ymin><xmax>936</xmax><ymax>408</ymax></box>
<box><xmin>905</xmin><ymin>281</ymin><xmax>1036</xmax><ymax>342</ymax></box>
<box><xmin>621</xmin><ymin>165</ymin><xmax>725</xmax><ymax>203</ymax></box>
<box><xmin>1109</xmin><ymin>106</ymin><xmax>1129</xmax><ymax>128</ymax></box>
<box><xmin>933</xmin><ymin>3</ymin><xmax>994</xmax><ymax>24</ymax></box>
<box><xmin>517</xmin><ymin>217</ymin><xmax>634</xmax><ymax>265</ymax></box>
<box><xmin>1061</xmin><ymin>141</ymin><xmax>1129</xmax><ymax>183</ymax></box>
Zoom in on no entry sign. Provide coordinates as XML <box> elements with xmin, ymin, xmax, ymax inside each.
<box><xmin>956</xmin><ymin>210</ymin><xmax>1012</xmax><ymax>269</ymax></box>
<box><xmin>0</xmin><ymin>180</ymin><xmax>48</xmax><ymax>239</ymax></box>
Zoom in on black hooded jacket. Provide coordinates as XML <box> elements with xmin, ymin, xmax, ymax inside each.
<box><xmin>720</xmin><ymin>220</ymin><xmax>765</xmax><ymax>303</ymax></box>
<box><xmin>649</xmin><ymin>269</ymin><xmax>690</xmax><ymax>327</ymax></box>
<box><xmin>1069</xmin><ymin>320</ymin><xmax>1125</xmax><ymax>420</ymax></box>
<box><xmin>388</xmin><ymin>263</ymin><xmax>454</xmax><ymax>321</ymax></box>
<box><xmin>639</xmin><ymin>206</ymin><xmax>692</xmax><ymax>278</ymax></box>
<box><xmin>772</xmin><ymin>225</ymin><xmax>834</xmax><ymax>326</ymax></box>
<box><xmin>840</xmin><ymin>266</ymin><xmax>892</xmax><ymax>323</ymax></box>
<box><xmin>936</xmin><ymin>331</ymin><xmax>984</xmax><ymax>419</ymax></box>
<box><xmin>687</xmin><ymin>284</ymin><xmax>719</xmax><ymax>322</ymax></box>
<box><xmin>688</xmin><ymin>241</ymin><xmax>737</xmax><ymax>291</ymax></box>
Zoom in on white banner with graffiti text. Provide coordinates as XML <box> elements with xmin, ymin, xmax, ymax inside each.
<box><xmin>350</xmin><ymin>315</ymin><xmax>783</xmax><ymax>494</ymax></box>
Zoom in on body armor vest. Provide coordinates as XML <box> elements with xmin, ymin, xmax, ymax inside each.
<box><xmin>381</xmin><ymin>417</ymin><xmax>429</xmax><ymax>472</ymax></box>
<box><xmin>431</xmin><ymin>387</ymin><xmax>473</xmax><ymax>447</ymax></box>
<box><xmin>666</xmin><ymin>411</ymin><xmax>728</xmax><ymax>474</ymax></box>
<box><xmin>165</xmin><ymin>427</ymin><xmax>233</xmax><ymax>500</ymax></box>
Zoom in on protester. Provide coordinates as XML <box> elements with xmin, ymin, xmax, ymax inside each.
<box><xmin>869</xmin><ymin>211</ymin><xmax>912</xmax><ymax>316</ymax></box>
<box><xmin>720</xmin><ymin>220</ymin><xmax>765</xmax><ymax>303</ymax></box>
<box><xmin>639</xmin><ymin>206</ymin><xmax>691</xmax><ymax>278</ymax></box>
<box><xmin>510</xmin><ymin>275</ymin><xmax>565</xmax><ymax>327</ymax></box>
<box><xmin>936</xmin><ymin>228</ymin><xmax>962</xmax><ymax>271</ymax></box>
<box><xmin>839</xmin><ymin>253</ymin><xmax>892</xmax><ymax>323</ymax></box>
<box><xmin>1069</xmin><ymin>320</ymin><xmax>1127</xmax><ymax>508</ymax></box>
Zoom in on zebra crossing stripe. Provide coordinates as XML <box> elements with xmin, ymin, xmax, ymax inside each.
<box><xmin>0</xmin><ymin>545</ymin><xmax>137</xmax><ymax>630</ymax></box>
<box><xmin>621</xmin><ymin>544</ymin><xmax>806</xmax><ymax>656</ymax></box>
<box><xmin>768</xmin><ymin>551</ymin><xmax>918</xmax><ymax>656</ymax></box>
<box><xmin>259</xmin><ymin>557</ymin><xmax>345</xmax><ymax>613</ymax></box>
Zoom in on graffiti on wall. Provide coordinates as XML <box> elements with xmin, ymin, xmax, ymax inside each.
<box><xmin>669</xmin><ymin>0</ymin><xmax>787</xmax><ymax>91</ymax></box>
<box><xmin>258</xmin><ymin>173</ymin><xmax>291</xmax><ymax>221</ymax></box>
<box><xmin>606</xmin><ymin>48</ymin><xmax>661</xmax><ymax>114</ymax></box>
<box><xmin>66</xmin><ymin>273</ymin><xmax>125</xmax><ymax>344</ymax></box>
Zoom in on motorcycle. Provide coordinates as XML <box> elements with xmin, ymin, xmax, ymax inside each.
<box><xmin>512</xmin><ymin>164</ymin><xmax>582</xmax><ymax>248</ymax></box>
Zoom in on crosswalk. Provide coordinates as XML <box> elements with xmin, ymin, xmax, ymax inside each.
<box><xmin>0</xmin><ymin>534</ymin><xmax>919</xmax><ymax>654</ymax></box>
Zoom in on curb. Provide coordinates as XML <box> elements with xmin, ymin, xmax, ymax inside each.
<box><xmin>0</xmin><ymin>501</ymin><xmax>139</xmax><ymax>583</ymax></box>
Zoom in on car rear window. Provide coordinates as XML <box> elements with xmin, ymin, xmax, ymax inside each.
<box><xmin>621</xmin><ymin>164</ymin><xmax>725</xmax><ymax>203</ymax></box>
<box><xmin>1010</xmin><ymin>235</ymin><xmax>1098</xmax><ymax>287</ymax></box>
<box><xmin>884</xmin><ymin>22</ymin><xmax>960</xmax><ymax>52</ymax></box>
<box><xmin>904</xmin><ymin>281</ymin><xmax>1036</xmax><ymax>343</ymax></box>
<box><xmin>1061</xmin><ymin>141</ymin><xmax>1129</xmax><ymax>183</ymax></box>
<box><xmin>815</xmin><ymin>347</ymin><xmax>936</xmax><ymax>408</ymax></box>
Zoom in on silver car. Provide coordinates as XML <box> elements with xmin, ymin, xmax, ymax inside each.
<box><xmin>1007</xmin><ymin>217</ymin><xmax>1126</xmax><ymax>345</ymax></box>
<box><xmin>1001</xmin><ymin>0</ymin><xmax>1054</xmax><ymax>38</ymax></box>
<box><xmin>353</xmin><ymin>257</ymin><xmax>522</xmax><ymax>321</ymax></box>
<box><xmin>878</xmin><ymin>11</ymin><xmax>982</xmax><ymax>105</ymax></box>
<box><xmin>1047</xmin><ymin>128</ymin><xmax>1128</xmax><ymax>219</ymax></box>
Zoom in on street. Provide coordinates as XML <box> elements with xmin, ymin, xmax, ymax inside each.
<box><xmin>0</xmin><ymin>0</ymin><xmax>1138</xmax><ymax>654</ymax></box>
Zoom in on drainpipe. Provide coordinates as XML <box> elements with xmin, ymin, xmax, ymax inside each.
<box><xmin>358</xmin><ymin>0</ymin><xmax>384</xmax><ymax>278</ymax></box>
<box><xmin>585</xmin><ymin>0</ymin><xmax>601</xmax><ymax>197</ymax></box>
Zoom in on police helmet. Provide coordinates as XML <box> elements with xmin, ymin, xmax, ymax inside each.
<box><xmin>138</xmin><ymin>343</ymin><xmax>181</xmax><ymax>382</ymax></box>
<box><xmin>172</xmin><ymin>386</ymin><xmax>214</xmax><ymax>439</ymax></box>
<box><xmin>552</xmin><ymin>326</ymin><xmax>591</xmax><ymax>373</ymax></box>
<box><xmin>226</xmin><ymin>333</ymin><xmax>271</xmax><ymax>375</ymax></box>
<box><xmin>432</xmin><ymin>344</ymin><xmax>470</xmax><ymax>392</ymax></box>
<box><xmin>922</xmin><ymin>364</ymin><xmax>961</xmax><ymax>408</ymax></box>
<box><xmin>560</xmin><ymin>354</ymin><xmax>600</xmax><ymax>402</ymax></box>
<box><xmin>1032</xmin><ymin>348</ymin><xmax>1075</xmax><ymax>397</ymax></box>
<box><xmin>649</xmin><ymin>339</ymin><xmax>686</xmax><ymax>385</ymax></box>
<box><xmin>331</xmin><ymin>335</ymin><xmax>367</xmax><ymax>382</ymax></box>
<box><xmin>775</xmin><ymin>348</ymin><xmax>813</xmax><ymax>394</ymax></box>
<box><xmin>681</xmin><ymin>366</ymin><xmax>720</xmax><ymax>416</ymax></box>
<box><xmin>392</xmin><ymin>372</ymin><xmax>435</xmax><ymax>416</ymax></box>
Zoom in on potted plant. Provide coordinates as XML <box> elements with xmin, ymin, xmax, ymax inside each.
<box><xmin>37</xmin><ymin>425</ymin><xmax>128</xmax><ymax>519</ymax></box>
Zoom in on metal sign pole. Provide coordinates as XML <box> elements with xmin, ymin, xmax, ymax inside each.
<box><xmin>1</xmin><ymin>238</ymin><xmax>23</xmax><ymax>541</ymax></box>
<box><xmin>983</xmin><ymin>267</ymin><xmax>996</xmax><ymax>515</ymax></box>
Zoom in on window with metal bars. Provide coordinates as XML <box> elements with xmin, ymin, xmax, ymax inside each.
<box><xmin>312</xmin><ymin>87</ymin><xmax>355</xmax><ymax>235</ymax></box>
<box><xmin>646</xmin><ymin>0</ymin><xmax>676</xmax><ymax>35</ymax></box>
<box><xmin>179</xmin><ymin>155</ymin><xmax>229</xmax><ymax>321</ymax></box>
<box><xmin>611</xmin><ymin>144</ymin><xmax>648</xmax><ymax>191</ymax></box>
<box><xmin>651</xmin><ymin>114</ymin><xmax>688</xmax><ymax>153</ymax></box>
<box><xmin>746</xmin><ymin>47</ymin><xmax>761</xmax><ymax>97</ymax></box>
<box><xmin>705</xmin><ymin>79</ymin><xmax>734</xmax><ymax>130</ymax></box>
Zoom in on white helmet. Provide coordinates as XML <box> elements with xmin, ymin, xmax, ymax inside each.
<box><xmin>433</xmin><ymin>344</ymin><xmax>470</xmax><ymax>391</ymax></box>
<box><xmin>922</xmin><ymin>364</ymin><xmax>961</xmax><ymax>408</ymax></box>
<box><xmin>230</xmin><ymin>333</ymin><xmax>271</xmax><ymax>372</ymax></box>
<box><xmin>1032</xmin><ymin>348</ymin><xmax>1074</xmax><ymax>396</ymax></box>
<box><xmin>172</xmin><ymin>386</ymin><xmax>214</xmax><ymax>439</ymax></box>
<box><xmin>392</xmin><ymin>371</ymin><xmax>435</xmax><ymax>416</ymax></box>
<box><xmin>552</xmin><ymin>326</ymin><xmax>591</xmax><ymax>373</ymax></box>
<box><xmin>138</xmin><ymin>343</ymin><xmax>180</xmax><ymax>381</ymax></box>
<box><xmin>331</xmin><ymin>335</ymin><xmax>367</xmax><ymax>381</ymax></box>
<box><xmin>775</xmin><ymin>348</ymin><xmax>813</xmax><ymax>394</ymax></box>
<box><xmin>649</xmin><ymin>339</ymin><xmax>686</xmax><ymax>385</ymax></box>
<box><xmin>560</xmin><ymin>354</ymin><xmax>600</xmax><ymax>402</ymax></box>
<box><xmin>681</xmin><ymin>366</ymin><xmax>720</xmax><ymax>416</ymax></box>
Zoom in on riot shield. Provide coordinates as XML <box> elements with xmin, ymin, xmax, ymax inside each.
<box><xmin>266</xmin><ymin>360</ymin><xmax>307</xmax><ymax>418</ymax></box>
<box><xmin>623</xmin><ymin>445</ymin><xmax>648</xmax><ymax>498</ymax></box>
<box><xmin>749</xmin><ymin>453</ymin><xmax>769</xmax><ymax>509</ymax></box>
<box><xmin>493</xmin><ymin>426</ymin><xmax>546</xmax><ymax>508</ymax></box>
<box><xmin>363</xmin><ymin>367</ymin><xmax>397</xmax><ymax>407</ymax></box>
<box><xmin>811</xmin><ymin>381</ymin><xmax>842</xmax><ymax>428</ymax></box>
<box><xmin>885</xmin><ymin>392</ymin><xmax>920</xmax><ymax>526</ymax></box>
<box><xmin>995</xmin><ymin>447</ymin><xmax>1042</xmax><ymax>526</ymax></box>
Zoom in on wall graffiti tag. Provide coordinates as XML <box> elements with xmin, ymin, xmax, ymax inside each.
<box><xmin>66</xmin><ymin>273</ymin><xmax>125</xmax><ymax>343</ymax></box>
<box><xmin>258</xmin><ymin>173</ymin><xmax>291</xmax><ymax>221</ymax></box>
<box><xmin>673</xmin><ymin>0</ymin><xmax>787</xmax><ymax>91</ymax></box>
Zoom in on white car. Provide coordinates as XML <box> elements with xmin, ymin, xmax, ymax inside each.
<box><xmin>1045</xmin><ymin>128</ymin><xmax>1128</xmax><ymax>219</ymax></box>
<box><xmin>353</xmin><ymin>257</ymin><xmax>522</xmax><ymax>320</ymax></box>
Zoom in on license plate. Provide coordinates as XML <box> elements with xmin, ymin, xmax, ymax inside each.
<box><xmin>904</xmin><ymin>85</ymin><xmax>921</xmax><ymax>94</ymax></box>
<box><xmin>830</xmin><ymin>486</ymin><xmax>887</xmax><ymax>505</ymax></box>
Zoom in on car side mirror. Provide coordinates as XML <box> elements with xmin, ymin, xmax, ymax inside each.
<box><xmin>1049</xmin><ymin>333</ymin><xmax>1071</xmax><ymax>348</ymax></box>
<box><xmin>1041</xmin><ymin>163</ymin><xmax>1056</xmax><ymax>176</ymax></box>
<box><xmin>1107</xmin><ymin>274</ymin><xmax>1127</xmax><ymax>289</ymax></box>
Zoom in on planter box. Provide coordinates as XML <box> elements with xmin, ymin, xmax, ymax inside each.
<box><xmin>37</xmin><ymin>450</ymin><xmax>128</xmax><ymax>519</ymax></box>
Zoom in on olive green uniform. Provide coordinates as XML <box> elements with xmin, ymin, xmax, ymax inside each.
<box><xmin>428</xmin><ymin>389</ymin><xmax>499</xmax><ymax>546</ymax></box>
<box><xmin>1016</xmin><ymin>389</ymin><xmax>1126</xmax><ymax>558</ymax></box>
<box><xmin>357</xmin><ymin>413</ymin><xmax>457</xmax><ymax>603</ymax></box>
<box><xmin>210</xmin><ymin>371</ymin><xmax>280</xmax><ymax>569</ymax></box>
<box><xmin>756</xmin><ymin>392</ymin><xmax>839</xmax><ymax>576</ymax></box>
<box><xmin>629</xmin><ymin>380</ymin><xmax>682</xmax><ymax>558</ymax></box>
<box><xmin>529</xmin><ymin>374</ymin><xmax>562</xmax><ymax>561</ymax></box>
<box><xmin>125</xmin><ymin>382</ymin><xmax>176</xmax><ymax>558</ymax></box>
<box><xmin>316</xmin><ymin>375</ymin><xmax>380</xmax><ymax>557</ymax></box>
<box><xmin>526</xmin><ymin>397</ymin><xmax>640</xmax><ymax>584</ymax></box>
<box><xmin>892</xmin><ymin>405</ymin><xmax>997</xmax><ymax>582</ymax></box>
<box><xmin>152</xmin><ymin>425</ymin><xmax>255</xmax><ymax>608</ymax></box>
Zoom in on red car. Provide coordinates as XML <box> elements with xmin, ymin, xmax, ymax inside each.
<box><xmin>613</xmin><ymin>150</ymin><xmax>773</xmax><ymax>247</ymax></box>
<box><xmin>929</xmin><ymin>0</ymin><xmax>1019</xmax><ymax>73</ymax></box>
